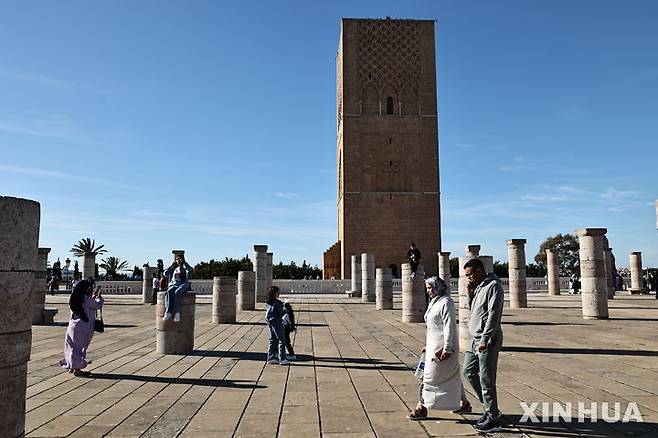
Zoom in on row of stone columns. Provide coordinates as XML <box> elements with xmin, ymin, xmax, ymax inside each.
<box><xmin>347</xmin><ymin>253</ymin><xmax>395</xmax><ymax>310</ymax></box>
<box><xmin>347</xmin><ymin>252</ymin><xmax>434</xmax><ymax>323</ymax></box>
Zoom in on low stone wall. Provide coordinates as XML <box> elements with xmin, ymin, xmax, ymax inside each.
<box><xmin>96</xmin><ymin>277</ymin><xmax>573</xmax><ymax>295</ymax></box>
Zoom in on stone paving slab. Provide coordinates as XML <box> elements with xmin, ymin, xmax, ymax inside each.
<box><xmin>24</xmin><ymin>292</ymin><xmax>658</xmax><ymax>437</ymax></box>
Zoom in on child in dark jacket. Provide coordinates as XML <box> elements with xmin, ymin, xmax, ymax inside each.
<box><xmin>265</xmin><ymin>286</ymin><xmax>289</xmax><ymax>365</ymax></box>
<box><xmin>282</xmin><ymin>301</ymin><xmax>296</xmax><ymax>360</ymax></box>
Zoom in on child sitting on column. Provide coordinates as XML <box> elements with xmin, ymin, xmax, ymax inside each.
<box><xmin>163</xmin><ymin>253</ymin><xmax>193</xmax><ymax>322</ymax></box>
<box><xmin>282</xmin><ymin>301</ymin><xmax>297</xmax><ymax>360</ymax></box>
<box><xmin>265</xmin><ymin>286</ymin><xmax>289</xmax><ymax>365</ymax></box>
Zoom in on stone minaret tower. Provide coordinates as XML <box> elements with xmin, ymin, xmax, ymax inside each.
<box><xmin>324</xmin><ymin>18</ymin><xmax>441</xmax><ymax>279</ymax></box>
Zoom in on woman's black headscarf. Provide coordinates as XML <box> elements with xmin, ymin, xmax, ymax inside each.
<box><xmin>69</xmin><ymin>279</ymin><xmax>94</xmax><ymax>322</ymax></box>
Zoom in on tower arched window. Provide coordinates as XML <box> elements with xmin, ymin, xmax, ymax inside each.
<box><xmin>386</xmin><ymin>96</ymin><xmax>394</xmax><ymax>115</ymax></box>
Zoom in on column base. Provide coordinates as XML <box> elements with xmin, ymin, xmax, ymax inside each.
<box><xmin>346</xmin><ymin>290</ymin><xmax>362</xmax><ymax>298</ymax></box>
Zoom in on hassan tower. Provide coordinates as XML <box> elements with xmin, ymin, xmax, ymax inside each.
<box><xmin>324</xmin><ymin>18</ymin><xmax>441</xmax><ymax>279</ymax></box>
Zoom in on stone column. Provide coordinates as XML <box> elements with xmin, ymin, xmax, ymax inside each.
<box><xmin>603</xmin><ymin>248</ymin><xmax>615</xmax><ymax>299</ymax></box>
<box><xmin>266</xmin><ymin>252</ymin><xmax>273</xmax><ymax>294</ymax></box>
<box><xmin>142</xmin><ymin>266</ymin><xmax>158</xmax><ymax>304</ymax></box>
<box><xmin>576</xmin><ymin>228</ymin><xmax>609</xmax><ymax>319</ymax></box>
<box><xmin>438</xmin><ymin>251</ymin><xmax>451</xmax><ymax>292</ymax></box>
<box><xmin>349</xmin><ymin>254</ymin><xmax>362</xmax><ymax>297</ymax></box>
<box><xmin>458</xmin><ymin>245</ymin><xmax>480</xmax><ymax>348</ymax></box>
<box><xmin>212</xmin><ymin>276</ymin><xmax>236</xmax><ymax>324</ymax></box>
<box><xmin>375</xmin><ymin>267</ymin><xmax>393</xmax><ymax>310</ymax></box>
<box><xmin>254</xmin><ymin>245</ymin><xmax>268</xmax><ymax>303</ymax></box>
<box><xmin>237</xmin><ymin>271</ymin><xmax>255</xmax><ymax>310</ymax></box>
<box><xmin>156</xmin><ymin>292</ymin><xmax>196</xmax><ymax>354</ymax></box>
<box><xmin>480</xmin><ymin>256</ymin><xmax>494</xmax><ymax>274</ymax></box>
<box><xmin>361</xmin><ymin>253</ymin><xmax>375</xmax><ymax>303</ymax></box>
<box><xmin>82</xmin><ymin>253</ymin><xmax>95</xmax><ymax>279</ymax></box>
<box><xmin>32</xmin><ymin>247</ymin><xmax>50</xmax><ymax>324</ymax></box>
<box><xmin>0</xmin><ymin>196</ymin><xmax>40</xmax><ymax>438</ymax></box>
<box><xmin>546</xmin><ymin>248</ymin><xmax>560</xmax><ymax>296</ymax></box>
<box><xmin>507</xmin><ymin>239</ymin><xmax>528</xmax><ymax>308</ymax></box>
<box><xmin>402</xmin><ymin>263</ymin><xmax>425</xmax><ymax>322</ymax></box>
<box><xmin>629</xmin><ymin>252</ymin><xmax>644</xmax><ymax>294</ymax></box>
<box><xmin>602</xmin><ymin>237</ymin><xmax>615</xmax><ymax>300</ymax></box>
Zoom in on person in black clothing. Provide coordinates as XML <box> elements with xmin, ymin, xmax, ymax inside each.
<box><xmin>156</xmin><ymin>259</ymin><xmax>164</xmax><ymax>279</ymax></box>
<box><xmin>407</xmin><ymin>243</ymin><xmax>422</xmax><ymax>280</ymax></box>
<box><xmin>282</xmin><ymin>302</ymin><xmax>297</xmax><ymax>360</ymax></box>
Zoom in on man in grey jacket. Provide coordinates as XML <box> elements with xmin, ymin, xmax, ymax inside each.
<box><xmin>463</xmin><ymin>258</ymin><xmax>504</xmax><ymax>433</ymax></box>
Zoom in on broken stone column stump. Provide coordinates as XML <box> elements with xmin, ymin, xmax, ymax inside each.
<box><xmin>0</xmin><ymin>196</ymin><xmax>40</xmax><ymax>438</ymax></box>
<box><xmin>156</xmin><ymin>292</ymin><xmax>196</xmax><ymax>354</ymax></box>
<box><xmin>402</xmin><ymin>263</ymin><xmax>425</xmax><ymax>323</ymax></box>
<box><xmin>212</xmin><ymin>276</ymin><xmax>236</xmax><ymax>324</ymax></box>
<box><xmin>375</xmin><ymin>267</ymin><xmax>393</xmax><ymax>310</ymax></box>
<box><xmin>361</xmin><ymin>253</ymin><xmax>376</xmax><ymax>303</ymax></box>
<box><xmin>237</xmin><ymin>271</ymin><xmax>255</xmax><ymax>311</ymax></box>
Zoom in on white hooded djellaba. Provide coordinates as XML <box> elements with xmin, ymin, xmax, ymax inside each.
<box><xmin>421</xmin><ymin>280</ymin><xmax>463</xmax><ymax>411</ymax></box>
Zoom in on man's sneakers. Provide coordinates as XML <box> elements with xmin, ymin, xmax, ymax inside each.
<box><xmin>475</xmin><ymin>412</ymin><xmax>502</xmax><ymax>433</ymax></box>
<box><xmin>267</xmin><ymin>359</ymin><xmax>278</xmax><ymax>364</ymax></box>
<box><xmin>279</xmin><ymin>359</ymin><xmax>291</xmax><ymax>365</ymax></box>
<box><xmin>174</xmin><ymin>312</ymin><xmax>181</xmax><ymax>322</ymax></box>
<box><xmin>163</xmin><ymin>313</ymin><xmax>172</xmax><ymax>321</ymax></box>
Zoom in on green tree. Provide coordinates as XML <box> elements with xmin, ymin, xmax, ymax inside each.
<box><xmin>99</xmin><ymin>256</ymin><xmax>130</xmax><ymax>280</ymax></box>
<box><xmin>70</xmin><ymin>238</ymin><xmax>107</xmax><ymax>257</ymax></box>
<box><xmin>527</xmin><ymin>263</ymin><xmax>547</xmax><ymax>277</ymax></box>
<box><xmin>535</xmin><ymin>233</ymin><xmax>580</xmax><ymax>276</ymax></box>
<box><xmin>190</xmin><ymin>256</ymin><xmax>253</xmax><ymax>279</ymax></box>
<box><xmin>493</xmin><ymin>261</ymin><xmax>509</xmax><ymax>278</ymax></box>
<box><xmin>131</xmin><ymin>265</ymin><xmax>143</xmax><ymax>280</ymax></box>
<box><xmin>273</xmin><ymin>260</ymin><xmax>322</xmax><ymax>279</ymax></box>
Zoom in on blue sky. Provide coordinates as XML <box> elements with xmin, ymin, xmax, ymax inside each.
<box><xmin>1</xmin><ymin>1</ymin><xmax>657</xmax><ymax>272</ymax></box>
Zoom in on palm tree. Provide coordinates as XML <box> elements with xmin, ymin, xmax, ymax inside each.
<box><xmin>70</xmin><ymin>238</ymin><xmax>107</xmax><ymax>257</ymax></box>
<box><xmin>100</xmin><ymin>256</ymin><xmax>130</xmax><ymax>280</ymax></box>
<box><xmin>71</xmin><ymin>238</ymin><xmax>108</xmax><ymax>279</ymax></box>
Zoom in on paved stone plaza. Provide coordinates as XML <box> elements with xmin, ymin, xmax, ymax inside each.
<box><xmin>25</xmin><ymin>293</ymin><xmax>658</xmax><ymax>437</ymax></box>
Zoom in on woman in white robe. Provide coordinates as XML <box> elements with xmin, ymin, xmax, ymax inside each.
<box><xmin>408</xmin><ymin>276</ymin><xmax>472</xmax><ymax>419</ymax></box>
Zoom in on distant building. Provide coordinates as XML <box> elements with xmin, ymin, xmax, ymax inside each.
<box><xmin>324</xmin><ymin>18</ymin><xmax>441</xmax><ymax>279</ymax></box>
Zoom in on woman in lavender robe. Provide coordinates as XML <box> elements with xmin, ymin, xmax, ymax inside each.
<box><xmin>60</xmin><ymin>279</ymin><xmax>103</xmax><ymax>376</ymax></box>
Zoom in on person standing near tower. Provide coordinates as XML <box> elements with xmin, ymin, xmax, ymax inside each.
<box><xmin>407</xmin><ymin>243</ymin><xmax>421</xmax><ymax>280</ymax></box>
<box><xmin>462</xmin><ymin>258</ymin><xmax>504</xmax><ymax>433</ymax></box>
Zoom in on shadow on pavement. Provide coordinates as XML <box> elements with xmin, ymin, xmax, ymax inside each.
<box><xmin>501</xmin><ymin>414</ymin><xmax>657</xmax><ymax>437</ymax></box>
<box><xmin>232</xmin><ymin>321</ymin><xmax>328</xmax><ymax>327</ymax></box>
<box><xmin>502</xmin><ymin>346</ymin><xmax>658</xmax><ymax>357</ymax></box>
<box><xmin>83</xmin><ymin>373</ymin><xmax>265</xmax><ymax>388</ymax></box>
